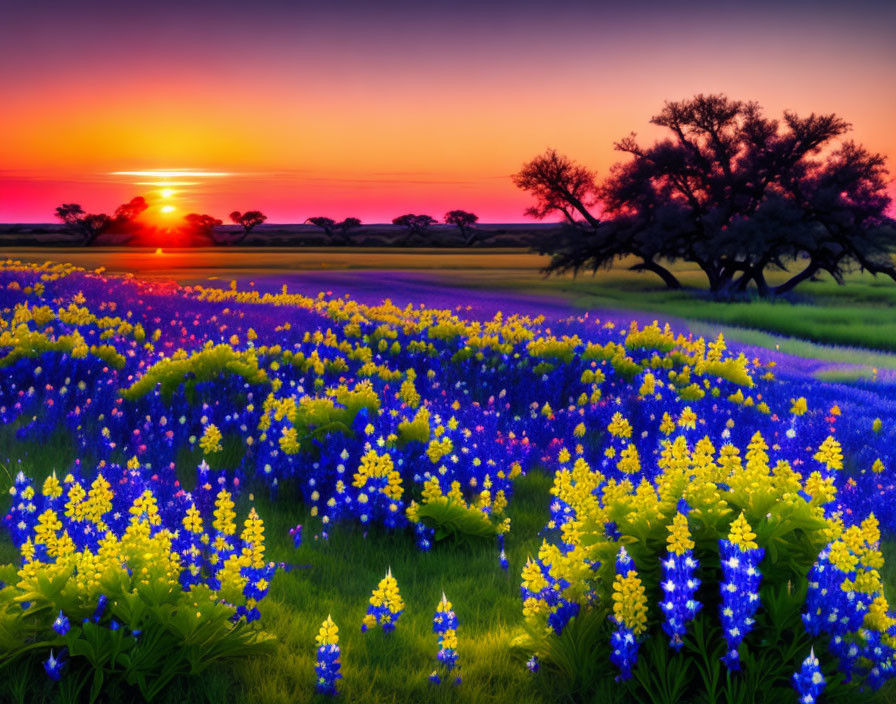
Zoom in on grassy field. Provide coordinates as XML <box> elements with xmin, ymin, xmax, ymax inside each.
<box><xmin>0</xmin><ymin>427</ymin><xmax>565</xmax><ymax>704</ymax></box>
<box><xmin>4</xmin><ymin>248</ymin><xmax>896</xmax><ymax>358</ymax></box>
<box><xmin>449</xmin><ymin>261</ymin><xmax>896</xmax><ymax>355</ymax></box>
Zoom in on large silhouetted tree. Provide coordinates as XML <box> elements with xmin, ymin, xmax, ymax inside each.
<box><xmin>228</xmin><ymin>210</ymin><xmax>267</xmax><ymax>243</ymax></box>
<box><xmin>445</xmin><ymin>210</ymin><xmax>482</xmax><ymax>245</ymax></box>
<box><xmin>518</xmin><ymin>94</ymin><xmax>895</xmax><ymax>296</ymax></box>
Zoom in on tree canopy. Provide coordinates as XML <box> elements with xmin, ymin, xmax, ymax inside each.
<box><xmin>392</xmin><ymin>214</ymin><xmax>436</xmax><ymax>244</ymax></box>
<box><xmin>516</xmin><ymin>94</ymin><xmax>895</xmax><ymax>296</ymax></box>
<box><xmin>445</xmin><ymin>210</ymin><xmax>483</xmax><ymax>245</ymax></box>
<box><xmin>306</xmin><ymin>216</ymin><xmax>362</xmax><ymax>245</ymax></box>
<box><xmin>229</xmin><ymin>210</ymin><xmax>268</xmax><ymax>243</ymax></box>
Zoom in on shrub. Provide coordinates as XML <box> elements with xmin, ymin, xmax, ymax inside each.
<box><xmin>1</xmin><ymin>469</ymin><xmax>277</xmax><ymax>700</ymax></box>
<box><xmin>518</xmin><ymin>431</ymin><xmax>896</xmax><ymax>702</ymax></box>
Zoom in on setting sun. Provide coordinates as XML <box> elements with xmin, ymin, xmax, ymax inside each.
<box><xmin>160</xmin><ymin>188</ymin><xmax>175</xmax><ymax>199</ymax></box>
<box><xmin>160</xmin><ymin>204</ymin><xmax>176</xmax><ymax>214</ymax></box>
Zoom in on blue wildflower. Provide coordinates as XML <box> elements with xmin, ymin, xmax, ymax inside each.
<box><xmin>793</xmin><ymin>649</ymin><xmax>825</xmax><ymax>704</ymax></box>
<box><xmin>52</xmin><ymin>611</ymin><xmax>70</xmax><ymax>636</ymax></box>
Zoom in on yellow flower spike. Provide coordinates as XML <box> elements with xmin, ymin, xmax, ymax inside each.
<box><xmin>200</xmin><ymin>424</ymin><xmax>223</xmax><ymax>454</ymax></box>
<box><xmin>677</xmin><ymin>407</ymin><xmax>697</xmax><ymax>430</ymax></box>
<box><xmin>659</xmin><ymin>413</ymin><xmax>676</xmax><ymax>436</ymax></box>
<box><xmin>617</xmin><ymin>444</ymin><xmax>641</xmax><ymax>474</ymax></box>
<box><xmin>213</xmin><ymin>490</ymin><xmax>237</xmax><ymax>535</ymax></box>
<box><xmin>667</xmin><ymin>513</ymin><xmax>694</xmax><ymax>555</ymax></box>
<box><xmin>727</xmin><ymin>512</ymin><xmax>758</xmax><ymax>552</ymax></box>
<box><xmin>803</xmin><ymin>472</ymin><xmax>837</xmax><ymax>505</ymax></box>
<box><xmin>316</xmin><ymin>616</ymin><xmax>339</xmax><ymax>646</ymax></box>
<box><xmin>607</xmin><ymin>412</ymin><xmax>633</xmax><ymax>439</ymax></box>
<box><xmin>814</xmin><ymin>436</ymin><xmax>843</xmax><ymax>471</ymax></box>
<box><xmin>828</xmin><ymin>541</ymin><xmax>858</xmax><ymax>573</ymax></box>
<box><xmin>790</xmin><ymin>397</ymin><xmax>808</xmax><ymax>416</ymax></box>
<box><xmin>41</xmin><ymin>472</ymin><xmax>63</xmax><ymax>499</ymax></box>
<box><xmin>612</xmin><ymin>568</ymin><xmax>648</xmax><ymax>634</ymax></box>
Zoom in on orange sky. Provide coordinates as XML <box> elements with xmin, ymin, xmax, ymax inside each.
<box><xmin>1</xmin><ymin>1</ymin><xmax>894</xmax><ymax>222</ymax></box>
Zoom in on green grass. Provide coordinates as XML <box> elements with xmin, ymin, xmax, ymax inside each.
<box><xmin>0</xmin><ymin>428</ymin><xmax>561</xmax><ymax>704</ymax></box>
<box><xmin>5</xmin><ymin>426</ymin><xmax>896</xmax><ymax>703</ymax></box>
<box><xmin>467</xmin><ymin>262</ymin><xmax>896</xmax><ymax>356</ymax></box>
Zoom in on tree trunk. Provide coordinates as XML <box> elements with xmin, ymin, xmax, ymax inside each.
<box><xmin>753</xmin><ymin>269</ymin><xmax>770</xmax><ymax>297</ymax></box>
<box><xmin>629</xmin><ymin>260</ymin><xmax>682</xmax><ymax>289</ymax></box>
<box><xmin>771</xmin><ymin>260</ymin><xmax>819</xmax><ymax>296</ymax></box>
<box><xmin>700</xmin><ymin>263</ymin><xmax>721</xmax><ymax>293</ymax></box>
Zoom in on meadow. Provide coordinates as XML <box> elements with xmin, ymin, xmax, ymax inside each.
<box><xmin>2</xmin><ymin>252</ymin><xmax>896</xmax><ymax>704</ymax></box>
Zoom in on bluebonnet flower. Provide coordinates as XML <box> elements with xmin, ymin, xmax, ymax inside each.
<box><xmin>43</xmin><ymin>649</ymin><xmax>65</xmax><ymax>681</ymax></box>
<box><xmin>362</xmin><ymin>568</ymin><xmax>404</xmax><ymax>633</ymax></box>
<box><xmin>315</xmin><ymin>616</ymin><xmax>342</xmax><ymax>695</ymax></box>
<box><xmin>793</xmin><ymin>649</ymin><xmax>825</xmax><ymax>704</ymax></box>
<box><xmin>659</xmin><ymin>507</ymin><xmax>701</xmax><ymax>650</ymax></box>
<box><xmin>718</xmin><ymin>513</ymin><xmax>764</xmax><ymax>670</ymax></box>
<box><xmin>526</xmin><ymin>655</ymin><xmax>539</xmax><ymax>673</ymax></box>
<box><xmin>415</xmin><ymin>522</ymin><xmax>434</xmax><ymax>551</ymax></box>
<box><xmin>93</xmin><ymin>594</ymin><xmax>108</xmax><ymax>623</ymax></box>
<box><xmin>431</xmin><ymin>593</ymin><xmax>460</xmax><ymax>685</ymax></box>
<box><xmin>498</xmin><ymin>534</ymin><xmax>508</xmax><ymax>571</ymax></box>
<box><xmin>289</xmin><ymin>523</ymin><xmax>302</xmax><ymax>548</ymax></box>
<box><xmin>52</xmin><ymin>611</ymin><xmax>70</xmax><ymax>636</ymax></box>
<box><xmin>610</xmin><ymin>547</ymin><xmax>647</xmax><ymax>681</ymax></box>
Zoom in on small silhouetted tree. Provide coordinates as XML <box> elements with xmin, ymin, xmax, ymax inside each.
<box><xmin>183</xmin><ymin>213</ymin><xmax>223</xmax><ymax>244</ymax></box>
<box><xmin>337</xmin><ymin>217</ymin><xmax>362</xmax><ymax>245</ymax></box>
<box><xmin>445</xmin><ymin>210</ymin><xmax>482</xmax><ymax>245</ymax></box>
<box><xmin>306</xmin><ymin>217</ymin><xmax>336</xmax><ymax>235</ymax></box>
<box><xmin>114</xmin><ymin>196</ymin><xmax>148</xmax><ymax>223</ymax></box>
<box><xmin>392</xmin><ymin>214</ymin><xmax>436</xmax><ymax>245</ymax></box>
<box><xmin>55</xmin><ymin>203</ymin><xmax>85</xmax><ymax>226</ymax></box>
<box><xmin>228</xmin><ymin>210</ymin><xmax>267</xmax><ymax>244</ymax></box>
<box><xmin>54</xmin><ymin>203</ymin><xmax>112</xmax><ymax>245</ymax></box>
<box><xmin>306</xmin><ymin>216</ymin><xmax>362</xmax><ymax>245</ymax></box>
<box><xmin>107</xmin><ymin>196</ymin><xmax>149</xmax><ymax>242</ymax></box>
<box><xmin>79</xmin><ymin>214</ymin><xmax>113</xmax><ymax>245</ymax></box>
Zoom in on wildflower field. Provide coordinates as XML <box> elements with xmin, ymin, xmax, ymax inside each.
<box><xmin>2</xmin><ymin>258</ymin><xmax>896</xmax><ymax>704</ymax></box>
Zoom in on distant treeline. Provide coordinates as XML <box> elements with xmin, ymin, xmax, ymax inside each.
<box><xmin>2</xmin><ymin>203</ymin><xmax>562</xmax><ymax>248</ymax></box>
<box><xmin>0</xmin><ymin>221</ymin><xmax>562</xmax><ymax>248</ymax></box>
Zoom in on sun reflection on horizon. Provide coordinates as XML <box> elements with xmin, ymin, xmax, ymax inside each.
<box><xmin>111</xmin><ymin>170</ymin><xmax>233</xmax><ymax>178</ymax></box>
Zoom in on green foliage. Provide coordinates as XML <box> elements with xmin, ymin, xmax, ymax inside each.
<box><xmin>276</xmin><ymin>381</ymin><xmax>381</xmax><ymax>454</ymax></box>
<box><xmin>416</xmin><ymin>496</ymin><xmax>498</xmax><ymax>542</ymax></box>
<box><xmin>120</xmin><ymin>344</ymin><xmax>269</xmax><ymax>401</ymax></box>
<box><xmin>520</xmin><ymin>433</ymin><xmax>884</xmax><ymax>703</ymax></box>
<box><xmin>396</xmin><ymin>407</ymin><xmax>431</xmax><ymax>447</ymax></box>
<box><xmin>0</xmin><ymin>569</ymin><xmax>275</xmax><ymax>703</ymax></box>
<box><xmin>0</xmin><ymin>328</ymin><xmax>125</xmax><ymax>370</ymax></box>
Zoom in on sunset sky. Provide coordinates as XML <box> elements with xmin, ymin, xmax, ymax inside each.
<box><xmin>1</xmin><ymin>0</ymin><xmax>894</xmax><ymax>223</ymax></box>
